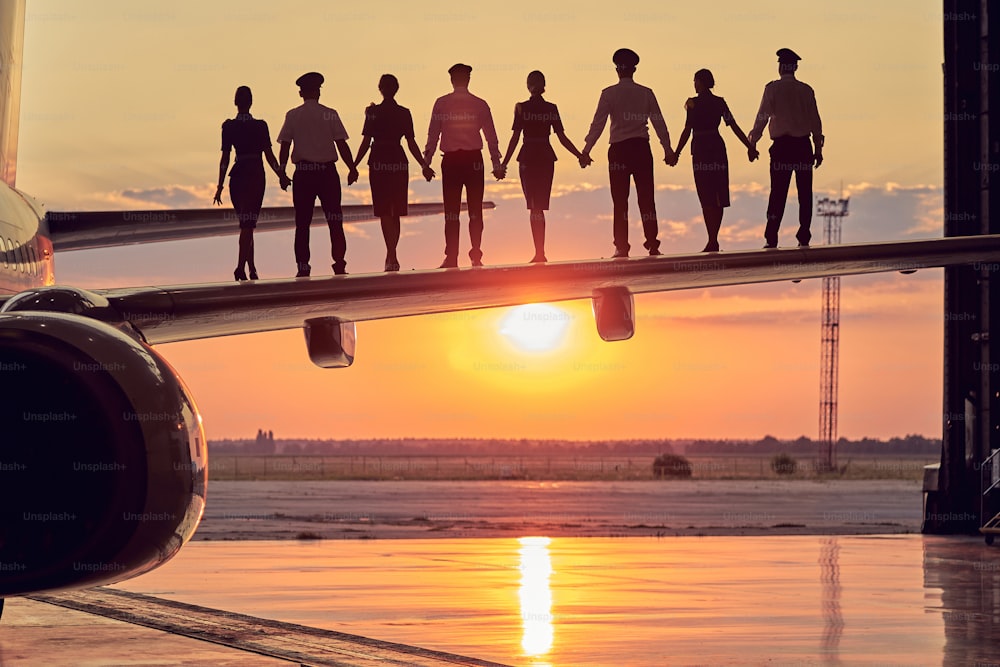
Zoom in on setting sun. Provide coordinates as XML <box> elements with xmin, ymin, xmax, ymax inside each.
<box><xmin>499</xmin><ymin>304</ymin><xmax>573</xmax><ymax>353</ymax></box>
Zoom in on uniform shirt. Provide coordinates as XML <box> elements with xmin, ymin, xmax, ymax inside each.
<box><xmin>423</xmin><ymin>86</ymin><xmax>501</xmax><ymax>165</ymax></box>
<box><xmin>684</xmin><ymin>94</ymin><xmax>733</xmax><ymax>133</ymax></box>
<box><xmin>512</xmin><ymin>96</ymin><xmax>563</xmax><ymax>163</ymax></box>
<box><xmin>583</xmin><ymin>77</ymin><xmax>671</xmax><ymax>152</ymax></box>
<box><xmin>221</xmin><ymin>113</ymin><xmax>271</xmax><ymax>163</ymax></box>
<box><xmin>749</xmin><ymin>73</ymin><xmax>823</xmax><ymax>144</ymax></box>
<box><xmin>362</xmin><ymin>101</ymin><xmax>415</xmax><ymax>163</ymax></box>
<box><xmin>276</xmin><ymin>99</ymin><xmax>349</xmax><ymax>164</ymax></box>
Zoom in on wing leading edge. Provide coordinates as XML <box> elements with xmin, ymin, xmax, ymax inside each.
<box><xmin>57</xmin><ymin>235</ymin><xmax>1000</xmax><ymax>345</ymax></box>
<box><xmin>46</xmin><ymin>202</ymin><xmax>494</xmax><ymax>251</ymax></box>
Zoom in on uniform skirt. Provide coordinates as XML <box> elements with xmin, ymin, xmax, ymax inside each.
<box><xmin>369</xmin><ymin>144</ymin><xmax>408</xmax><ymax>217</ymax></box>
<box><xmin>691</xmin><ymin>132</ymin><xmax>730</xmax><ymax>209</ymax></box>
<box><xmin>228</xmin><ymin>159</ymin><xmax>266</xmax><ymax>229</ymax></box>
<box><xmin>518</xmin><ymin>159</ymin><xmax>555</xmax><ymax>210</ymax></box>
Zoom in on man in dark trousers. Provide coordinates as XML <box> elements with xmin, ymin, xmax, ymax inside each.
<box><xmin>581</xmin><ymin>48</ymin><xmax>675</xmax><ymax>258</ymax></box>
<box><xmin>277</xmin><ymin>71</ymin><xmax>359</xmax><ymax>276</ymax></box>
<box><xmin>749</xmin><ymin>48</ymin><xmax>824</xmax><ymax>249</ymax></box>
<box><xmin>423</xmin><ymin>63</ymin><xmax>504</xmax><ymax>268</ymax></box>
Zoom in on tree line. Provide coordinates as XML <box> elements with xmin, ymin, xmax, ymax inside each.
<box><xmin>208</xmin><ymin>434</ymin><xmax>940</xmax><ymax>457</ymax></box>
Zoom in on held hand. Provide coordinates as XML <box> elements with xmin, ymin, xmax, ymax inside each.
<box><xmin>212</xmin><ymin>186</ymin><xmax>223</xmax><ymax>206</ymax></box>
<box><xmin>279</xmin><ymin>174</ymin><xmax>292</xmax><ymax>191</ymax></box>
<box><xmin>579</xmin><ymin>153</ymin><xmax>593</xmax><ymax>168</ymax></box>
<box><xmin>663</xmin><ymin>148</ymin><xmax>676</xmax><ymax>167</ymax></box>
<box><xmin>347</xmin><ymin>169</ymin><xmax>359</xmax><ymax>186</ymax></box>
<box><xmin>493</xmin><ymin>166</ymin><xmax>506</xmax><ymax>181</ymax></box>
<box><xmin>813</xmin><ymin>152</ymin><xmax>823</xmax><ymax>168</ymax></box>
<box><xmin>422</xmin><ymin>165</ymin><xmax>436</xmax><ymax>181</ymax></box>
<box><xmin>748</xmin><ymin>147</ymin><xmax>759</xmax><ymax>162</ymax></box>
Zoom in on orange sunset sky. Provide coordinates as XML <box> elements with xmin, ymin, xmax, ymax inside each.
<box><xmin>17</xmin><ymin>1</ymin><xmax>949</xmax><ymax>440</ymax></box>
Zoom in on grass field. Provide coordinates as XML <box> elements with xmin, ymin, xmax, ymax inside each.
<box><xmin>204</xmin><ymin>454</ymin><xmax>936</xmax><ymax>482</ymax></box>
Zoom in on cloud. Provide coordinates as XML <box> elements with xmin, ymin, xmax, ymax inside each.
<box><xmin>104</xmin><ymin>184</ymin><xmax>216</xmax><ymax>208</ymax></box>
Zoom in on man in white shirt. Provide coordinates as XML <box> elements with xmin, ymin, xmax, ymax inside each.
<box><xmin>581</xmin><ymin>48</ymin><xmax>675</xmax><ymax>258</ymax></box>
<box><xmin>749</xmin><ymin>48</ymin><xmax>824</xmax><ymax>248</ymax></box>
<box><xmin>277</xmin><ymin>71</ymin><xmax>359</xmax><ymax>276</ymax></box>
<box><xmin>423</xmin><ymin>63</ymin><xmax>504</xmax><ymax>268</ymax></box>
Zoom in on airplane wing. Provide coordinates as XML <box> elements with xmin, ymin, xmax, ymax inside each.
<box><xmin>45</xmin><ymin>202</ymin><xmax>494</xmax><ymax>251</ymax></box>
<box><xmin>5</xmin><ymin>235</ymin><xmax>998</xmax><ymax>365</ymax></box>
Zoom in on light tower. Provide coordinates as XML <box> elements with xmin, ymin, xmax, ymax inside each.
<box><xmin>817</xmin><ymin>196</ymin><xmax>849</xmax><ymax>473</ymax></box>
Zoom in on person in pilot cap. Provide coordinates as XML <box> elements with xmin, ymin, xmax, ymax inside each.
<box><xmin>581</xmin><ymin>48</ymin><xmax>676</xmax><ymax>258</ymax></box>
<box><xmin>748</xmin><ymin>48</ymin><xmax>824</xmax><ymax>249</ymax></box>
<box><xmin>423</xmin><ymin>63</ymin><xmax>504</xmax><ymax>268</ymax></box>
<box><xmin>277</xmin><ymin>71</ymin><xmax>359</xmax><ymax>276</ymax></box>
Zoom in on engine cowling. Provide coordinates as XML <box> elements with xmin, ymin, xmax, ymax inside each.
<box><xmin>0</xmin><ymin>311</ymin><xmax>206</xmax><ymax>596</ymax></box>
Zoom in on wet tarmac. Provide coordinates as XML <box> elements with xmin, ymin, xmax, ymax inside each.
<box><xmin>3</xmin><ymin>534</ymin><xmax>994</xmax><ymax>666</ymax></box>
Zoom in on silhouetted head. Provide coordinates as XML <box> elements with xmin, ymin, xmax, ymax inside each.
<box><xmin>378</xmin><ymin>74</ymin><xmax>399</xmax><ymax>99</ymax></box>
<box><xmin>296</xmin><ymin>71</ymin><xmax>324</xmax><ymax>100</ymax></box>
<box><xmin>613</xmin><ymin>48</ymin><xmax>639</xmax><ymax>78</ymax></box>
<box><xmin>234</xmin><ymin>86</ymin><xmax>252</xmax><ymax>111</ymax></box>
<box><xmin>776</xmin><ymin>48</ymin><xmax>800</xmax><ymax>75</ymax></box>
<box><xmin>448</xmin><ymin>63</ymin><xmax>472</xmax><ymax>88</ymax></box>
<box><xmin>693</xmin><ymin>69</ymin><xmax>714</xmax><ymax>94</ymax></box>
<box><xmin>526</xmin><ymin>70</ymin><xmax>546</xmax><ymax>96</ymax></box>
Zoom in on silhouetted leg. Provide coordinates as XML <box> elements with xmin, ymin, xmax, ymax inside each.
<box><xmin>247</xmin><ymin>232</ymin><xmax>257</xmax><ymax>278</ymax></box>
<box><xmin>467</xmin><ymin>153</ymin><xmax>485</xmax><ymax>263</ymax></box>
<box><xmin>441</xmin><ymin>154</ymin><xmax>463</xmax><ymax>262</ymax></box>
<box><xmin>238</xmin><ymin>228</ymin><xmax>253</xmax><ymax>271</ymax></box>
<box><xmin>381</xmin><ymin>215</ymin><xmax>400</xmax><ymax>262</ymax></box>
<box><xmin>292</xmin><ymin>167</ymin><xmax>317</xmax><ymax>269</ymax></box>
<box><xmin>608</xmin><ymin>142</ymin><xmax>631</xmax><ymax>255</ymax></box>
<box><xmin>765</xmin><ymin>147</ymin><xmax>793</xmax><ymax>247</ymax></box>
<box><xmin>530</xmin><ymin>210</ymin><xmax>546</xmax><ymax>260</ymax></box>
<box><xmin>702</xmin><ymin>205</ymin><xmax>723</xmax><ymax>250</ymax></box>
<box><xmin>316</xmin><ymin>166</ymin><xmax>345</xmax><ymax>273</ymax></box>
<box><xmin>632</xmin><ymin>142</ymin><xmax>659</xmax><ymax>253</ymax></box>
<box><xmin>795</xmin><ymin>166</ymin><xmax>813</xmax><ymax>245</ymax></box>
<box><xmin>230</xmin><ymin>175</ymin><xmax>260</xmax><ymax>275</ymax></box>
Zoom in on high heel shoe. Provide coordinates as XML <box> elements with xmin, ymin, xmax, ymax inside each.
<box><xmin>248</xmin><ymin>266</ymin><xmax>259</xmax><ymax>280</ymax></box>
<box><xmin>234</xmin><ymin>267</ymin><xmax>248</xmax><ymax>281</ymax></box>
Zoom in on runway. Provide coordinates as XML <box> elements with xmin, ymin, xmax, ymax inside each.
<box><xmin>3</xmin><ymin>534</ymin><xmax>998</xmax><ymax>666</ymax></box>
<box><xmin>194</xmin><ymin>479</ymin><xmax>924</xmax><ymax>540</ymax></box>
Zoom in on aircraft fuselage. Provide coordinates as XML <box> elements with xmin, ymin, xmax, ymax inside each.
<box><xmin>0</xmin><ymin>181</ymin><xmax>51</xmax><ymax>294</ymax></box>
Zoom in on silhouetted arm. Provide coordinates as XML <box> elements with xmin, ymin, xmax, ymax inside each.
<box><xmin>581</xmin><ymin>90</ymin><xmax>611</xmax><ymax>160</ymax></box>
<box><xmin>809</xmin><ymin>87</ymin><xmax>824</xmax><ymax>167</ymax></box>
<box><xmin>354</xmin><ymin>135</ymin><xmax>372</xmax><ymax>169</ymax></box>
<box><xmin>423</xmin><ymin>99</ymin><xmax>442</xmax><ymax>168</ymax></box>
<box><xmin>721</xmin><ymin>100</ymin><xmax>758</xmax><ymax>162</ymax></box>
<box><xmin>647</xmin><ymin>90</ymin><xmax>674</xmax><ymax>164</ymax></box>
<box><xmin>214</xmin><ymin>148</ymin><xmax>230</xmax><ymax>205</ymax></box>
<box><xmin>263</xmin><ymin>145</ymin><xmax>290</xmax><ymax>187</ymax></box>
<box><xmin>214</xmin><ymin>122</ymin><xmax>230</xmax><ymax>205</ymax></box>
<box><xmin>278</xmin><ymin>141</ymin><xmax>291</xmax><ymax>191</ymax></box>
<box><xmin>554</xmin><ymin>128</ymin><xmax>582</xmax><ymax>160</ymax></box>
<box><xmin>501</xmin><ymin>103</ymin><xmax>522</xmax><ymax>169</ymax></box>
<box><xmin>548</xmin><ymin>102</ymin><xmax>581</xmax><ymax>160</ymax></box>
<box><xmin>501</xmin><ymin>129</ymin><xmax>521</xmax><ymax>170</ymax></box>
<box><xmin>674</xmin><ymin>126</ymin><xmax>691</xmax><ymax>160</ymax></box>
<box><xmin>748</xmin><ymin>86</ymin><xmax>771</xmax><ymax>147</ymax></box>
<box><xmin>336</xmin><ymin>140</ymin><xmax>359</xmax><ymax>185</ymax></box>
<box><xmin>728</xmin><ymin>120</ymin><xmax>752</xmax><ymax>149</ymax></box>
<box><xmin>260</xmin><ymin>121</ymin><xmax>289</xmax><ymax>186</ymax></box>
<box><xmin>480</xmin><ymin>100</ymin><xmax>504</xmax><ymax>179</ymax></box>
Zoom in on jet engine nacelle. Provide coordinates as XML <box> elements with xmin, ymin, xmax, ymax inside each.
<box><xmin>0</xmin><ymin>312</ymin><xmax>206</xmax><ymax>596</ymax></box>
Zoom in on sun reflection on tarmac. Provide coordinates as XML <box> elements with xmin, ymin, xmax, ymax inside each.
<box><xmin>518</xmin><ymin>536</ymin><xmax>554</xmax><ymax>662</ymax></box>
